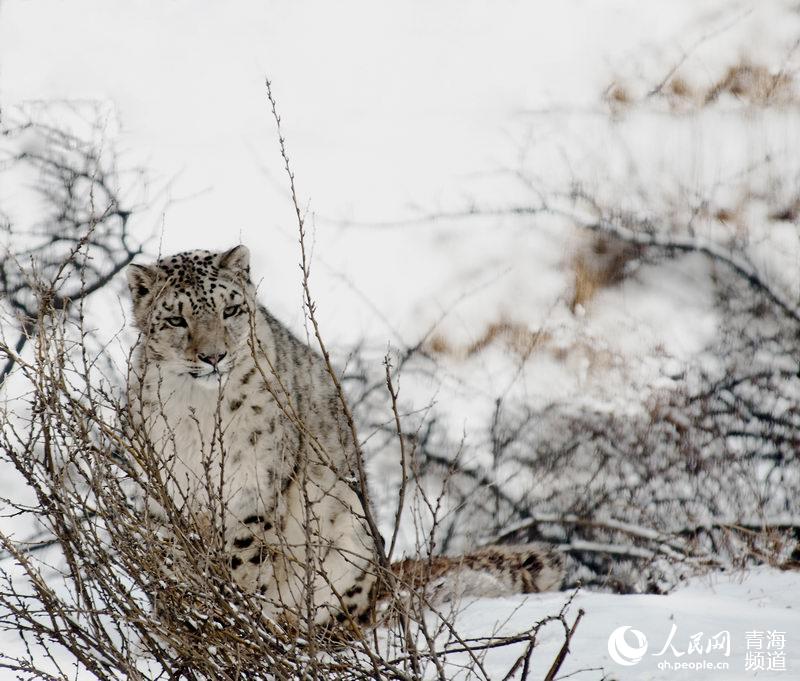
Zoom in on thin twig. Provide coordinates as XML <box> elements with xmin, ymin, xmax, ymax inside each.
<box><xmin>543</xmin><ymin>609</ymin><xmax>585</xmax><ymax>681</ymax></box>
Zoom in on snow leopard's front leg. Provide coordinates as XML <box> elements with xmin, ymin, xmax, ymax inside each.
<box><xmin>226</xmin><ymin>508</ymin><xmax>280</xmax><ymax>596</ymax></box>
<box><xmin>228</xmin><ymin>473</ymin><xmax>379</xmax><ymax>628</ymax></box>
<box><xmin>224</xmin><ymin>462</ymin><xmax>295</xmax><ymax>612</ymax></box>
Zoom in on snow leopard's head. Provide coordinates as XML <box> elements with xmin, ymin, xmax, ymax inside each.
<box><xmin>126</xmin><ymin>245</ymin><xmax>255</xmax><ymax>382</ymax></box>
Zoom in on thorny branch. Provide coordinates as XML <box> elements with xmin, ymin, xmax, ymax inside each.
<box><xmin>0</xmin><ymin>119</ymin><xmax>144</xmax><ymax>387</ymax></box>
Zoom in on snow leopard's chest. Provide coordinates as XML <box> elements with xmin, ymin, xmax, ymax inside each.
<box><xmin>136</xmin><ymin>362</ymin><xmax>290</xmax><ymax>513</ymax></box>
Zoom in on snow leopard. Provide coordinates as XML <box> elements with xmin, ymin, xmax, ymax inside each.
<box><xmin>125</xmin><ymin>245</ymin><xmax>563</xmax><ymax>632</ymax></box>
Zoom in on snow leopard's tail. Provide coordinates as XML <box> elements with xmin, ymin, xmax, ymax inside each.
<box><xmin>385</xmin><ymin>544</ymin><xmax>564</xmax><ymax>606</ymax></box>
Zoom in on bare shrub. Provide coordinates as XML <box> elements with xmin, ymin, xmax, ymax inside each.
<box><xmin>0</xmin><ymin>108</ymin><xmax>147</xmax><ymax>388</ymax></box>
<box><xmin>0</xmin><ymin>98</ymin><xmax>582</xmax><ymax>680</ymax></box>
<box><xmin>371</xmin><ymin>177</ymin><xmax>800</xmax><ymax>594</ymax></box>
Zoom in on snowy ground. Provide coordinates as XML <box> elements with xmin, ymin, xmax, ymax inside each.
<box><xmin>0</xmin><ymin>564</ymin><xmax>795</xmax><ymax>680</ymax></box>
<box><xmin>444</xmin><ymin>567</ymin><xmax>800</xmax><ymax>680</ymax></box>
<box><xmin>2</xmin><ymin>1</ymin><xmax>800</xmax><ymax>679</ymax></box>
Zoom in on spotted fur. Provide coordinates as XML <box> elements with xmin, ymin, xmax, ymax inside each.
<box><xmin>386</xmin><ymin>545</ymin><xmax>564</xmax><ymax>610</ymax></box>
<box><xmin>126</xmin><ymin>245</ymin><xmax>376</xmax><ymax>627</ymax></box>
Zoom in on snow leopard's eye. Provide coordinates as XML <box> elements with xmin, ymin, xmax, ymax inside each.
<box><xmin>165</xmin><ymin>316</ymin><xmax>187</xmax><ymax>328</ymax></box>
<box><xmin>223</xmin><ymin>304</ymin><xmax>242</xmax><ymax>319</ymax></box>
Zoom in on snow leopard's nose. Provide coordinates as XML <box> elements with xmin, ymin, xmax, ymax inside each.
<box><xmin>198</xmin><ymin>352</ymin><xmax>227</xmax><ymax>368</ymax></box>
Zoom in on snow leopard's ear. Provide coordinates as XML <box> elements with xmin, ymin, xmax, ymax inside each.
<box><xmin>126</xmin><ymin>263</ymin><xmax>159</xmax><ymax>302</ymax></box>
<box><xmin>218</xmin><ymin>245</ymin><xmax>250</xmax><ymax>279</ymax></box>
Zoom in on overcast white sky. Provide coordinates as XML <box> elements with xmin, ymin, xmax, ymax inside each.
<box><xmin>1</xmin><ymin>1</ymin><xmax>795</xmax><ymax>356</ymax></box>
<box><xmin>1</xmin><ymin>1</ymin><xmax>733</xmax><ymax>237</ymax></box>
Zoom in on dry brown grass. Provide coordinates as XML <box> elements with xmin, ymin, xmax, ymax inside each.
<box><xmin>426</xmin><ymin>334</ymin><xmax>452</xmax><ymax>356</ymax></box>
<box><xmin>569</xmin><ymin>234</ymin><xmax>641</xmax><ymax>311</ymax></box>
<box><xmin>705</xmin><ymin>62</ymin><xmax>795</xmax><ymax>105</ymax></box>
<box><xmin>769</xmin><ymin>196</ymin><xmax>800</xmax><ymax>222</ymax></box>
<box><xmin>667</xmin><ymin>76</ymin><xmax>693</xmax><ymax>98</ymax></box>
<box><xmin>714</xmin><ymin>207</ymin><xmax>736</xmax><ymax>224</ymax></box>
<box><xmin>603</xmin><ymin>82</ymin><xmax>633</xmax><ymax>116</ymax></box>
<box><xmin>607</xmin><ymin>59</ymin><xmax>796</xmax><ymax>112</ymax></box>
<box><xmin>662</xmin><ymin>75</ymin><xmax>699</xmax><ymax>113</ymax></box>
<box><xmin>426</xmin><ymin>321</ymin><xmax>548</xmax><ymax>361</ymax></box>
<box><xmin>707</xmin><ymin>191</ymin><xmax>798</xmax><ymax>231</ymax></box>
<box><xmin>606</xmin><ymin>83</ymin><xmax>631</xmax><ymax>105</ymax></box>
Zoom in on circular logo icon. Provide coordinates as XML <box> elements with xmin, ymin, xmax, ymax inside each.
<box><xmin>608</xmin><ymin>625</ymin><xmax>648</xmax><ymax>666</ymax></box>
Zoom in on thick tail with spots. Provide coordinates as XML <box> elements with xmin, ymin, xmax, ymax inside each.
<box><xmin>376</xmin><ymin>544</ymin><xmax>564</xmax><ymax>616</ymax></box>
